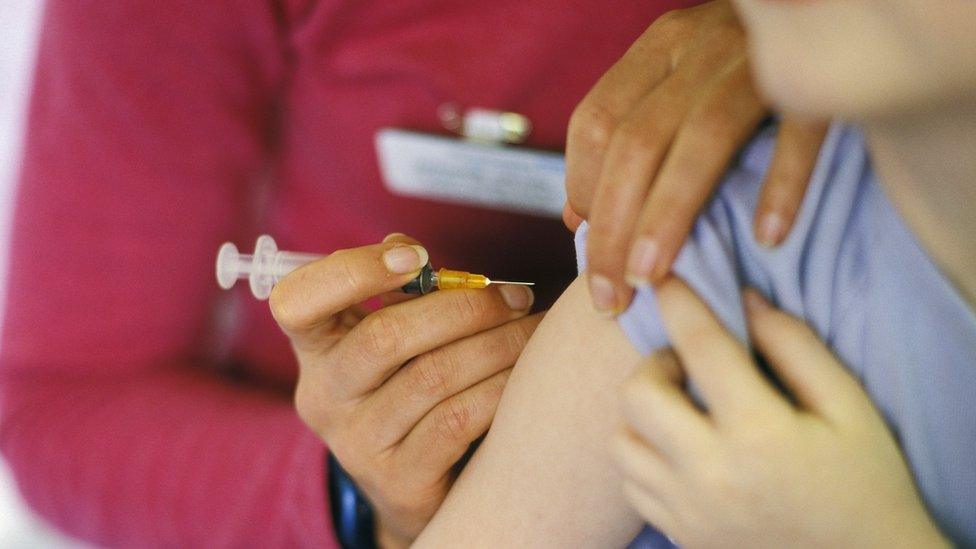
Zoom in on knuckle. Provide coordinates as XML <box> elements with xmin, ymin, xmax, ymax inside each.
<box><xmin>648</xmin><ymin>8</ymin><xmax>693</xmax><ymax>43</ymax></box>
<box><xmin>611</xmin><ymin>121</ymin><xmax>657</xmax><ymax>158</ymax></box>
<box><xmin>477</xmin><ymin>321</ymin><xmax>534</xmax><ymax>366</ymax></box>
<box><xmin>569</xmin><ymin>102</ymin><xmax>617</xmax><ymax>151</ymax></box>
<box><xmin>449</xmin><ymin>290</ymin><xmax>491</xmax><ymax>322</ymax></box>
<box><xmin>489</xmin><ymin>370</ymin><xmax>511</xmax><ymax>395</ymax></box>
<box><xmin>435</xmin><ymin>399</ymin><xmax>473</xmax><ymax>442</ymax></box>
<box><xmin>503</xmin><ymin>319</ymin><xmax>534</xmax><ymax>355</ymax></box>
<box><xmin>411</xmin><ymin>348</ymin><xmax>458</xmax><ymax>397</ymax></box>
<box><xmin>356</xmin><ymin>312</ymin><xmax>402</xmax><ymax>364</ymax></box>
<box><xmin>651</xmin><ymin>8</ymin><xmax>688</xmax><ymax>33</ymax></box>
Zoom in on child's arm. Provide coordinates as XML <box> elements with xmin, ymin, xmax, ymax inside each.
<box><xmin>414</xmin><ymin>276</ymin><xmax>648</xmax><ymax>546</ymax></box>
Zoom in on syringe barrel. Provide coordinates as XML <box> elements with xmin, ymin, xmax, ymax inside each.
<box><xmin>271</xmin><ymin>252</ymin><xmax>322</xmax><ymax>282</ymax></box>
<box><xmin>248</xmin><ymin>234</ymin><xmax>322</xmax><ymax>299</ymax></box>
<box><xmin>219</xmin><ymin>235</ymin><xmax>497</xmax><ymax>300</ymax></box>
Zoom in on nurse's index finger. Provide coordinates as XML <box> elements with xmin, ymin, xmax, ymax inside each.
<box><xmin>628</xmin><ymin>59</ymin><xmax>765</xmax><ymax>285</ymax></box>
<box><xmin>564</xmin><ymin>24</ymin><xmax>673</xmax><ymax>216</ymax></box>
<box><xmin>655</xmin><ymin>278</ymin><xmax>784</xmax><ymax>421</ymax></box>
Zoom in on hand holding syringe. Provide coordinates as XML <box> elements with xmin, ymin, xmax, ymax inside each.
<box><xmin>216</xmin><ymin>235</ymin><xmax>533</xmax><ymax>299</ymax></box>
<box><xmin>239</xmin><ymin>233</ymin><xmax>538</xmax><ymax>544</ymax></box>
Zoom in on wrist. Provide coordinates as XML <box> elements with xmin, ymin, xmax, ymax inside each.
<box><xmin>375</xmin><ymin>521</ymin><xmax>412</xmax><ymax>549</ymax></box>
<box><xmin>327</xmin><ymin>452</ymin><xmax>377</xmax><ymax>549</ymax></box>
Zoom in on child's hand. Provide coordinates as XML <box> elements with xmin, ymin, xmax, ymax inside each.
<box><xmin>613</xmin><ymin>280</ymin><xmax>949</xmax><ymax>548</ymax></box>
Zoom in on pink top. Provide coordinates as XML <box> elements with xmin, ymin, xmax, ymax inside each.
<box><xmin>0</xmin><ymin>1</ymin><xmax>696</xmax><ymax>546</ymax></box>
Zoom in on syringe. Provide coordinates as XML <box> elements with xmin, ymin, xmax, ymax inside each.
<box><xmin>216</xmin><ymin>235</ymin><xmax>533</xmax><ymax>300</ymax></box>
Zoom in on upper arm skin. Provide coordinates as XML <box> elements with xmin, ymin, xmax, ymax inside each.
<box><xmin>415</xmin><ymin>275</ymin><xmax>645</xmax><ymax>547</ymax></box>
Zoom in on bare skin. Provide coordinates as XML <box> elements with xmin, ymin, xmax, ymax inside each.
<box><xmin>414</xmin><ymin>277</ymin><xmax>646</xmax><ymax>547</ymax></box>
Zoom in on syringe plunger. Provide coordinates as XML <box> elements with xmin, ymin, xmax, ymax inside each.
<box><xmin>216</xmin><ymin>235</ymin><xmax>322</xmax><ymax>300</ymax></box>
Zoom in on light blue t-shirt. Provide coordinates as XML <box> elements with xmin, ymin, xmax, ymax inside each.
<box><xmin>575</xmin><ymin>123</ymin><xmax>976</xmax><ymax>547</ymax></box>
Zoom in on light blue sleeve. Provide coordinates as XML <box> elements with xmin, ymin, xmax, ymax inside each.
<box><xmin>573</xmin><ymin>123</ymin><xmax>864</xmax><ymax>359</ymax></box>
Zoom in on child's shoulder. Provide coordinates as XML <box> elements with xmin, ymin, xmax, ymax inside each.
<box><xmin>574</xmin><ymin>122</ymin><xmax>878</xmax><ymax>356</ymax></box>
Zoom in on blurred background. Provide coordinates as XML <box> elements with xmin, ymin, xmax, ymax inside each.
<box><xmin>0</xmin><ymin>1</ymin><xmax>86</xmax><ymax>546</ymax></box>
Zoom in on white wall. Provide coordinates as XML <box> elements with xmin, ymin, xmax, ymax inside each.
<box><xmin>0</xmin><ymin>1</ymin><xmax>90</xmax><ymax>547</ymax></box>
<box><xmin>0</xmin><ymin>0</ymin><xmax>43</xmax><ymax>311</ymax></box>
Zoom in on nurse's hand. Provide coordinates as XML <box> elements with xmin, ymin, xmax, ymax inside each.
<box><xmin>564</xmin><ymin>0</ymin><xmax>828</xmax><ymax>314</ymax></box>
<box><xmin>269</xmin><ymin>234</ymin><xmax>538</xmax><ymax>548</ymax></box>
<box><xmin>613</xmin><ymin>280</ymin><xmax>949</xmax><ymax>548</ymax></box>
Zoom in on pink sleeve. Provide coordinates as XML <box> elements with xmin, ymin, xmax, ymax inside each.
<box><xmin>0</xmin><ymin>2</ymin><xmax>337</xmax><ymax>546</ymax></box>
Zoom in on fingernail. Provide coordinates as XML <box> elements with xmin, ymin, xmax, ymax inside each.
<box><xmin>625</xmin><ymin>238</ymin><xmax>658</xmax><ymax>288</ymax></box>
<box><xmin>589</xmin><ymin>274</ymin><xmax>618</xmax><ymax>314</ymax></box>
<box><xmin>382</xmin><ymin>232</ymin><xmax>408</xmax><ymax>243</ymax></box>
<box><xmin>499</xmin><ymin>284</ymin><xmax>534</xmax><ymax>311</ymax></box>
<box><xmin>757</xmin><ymin>213</ymin><xmax>785</xmax><ymax>247</ymax></box>
<box><xmin>742</xmin><ymin>289</ymin><xmax>768</xmax><ymax>313</ymax></box>
<box><xmin>382</xmin><ymin>245</ymin><xmax>428</xmax><ymax>274</ymax></box>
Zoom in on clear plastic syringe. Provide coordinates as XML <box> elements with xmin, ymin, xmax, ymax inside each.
<box><xmin>216</xmin><ymin>235</ymin><xmax>533</xmax><ymax>300</ymax></box>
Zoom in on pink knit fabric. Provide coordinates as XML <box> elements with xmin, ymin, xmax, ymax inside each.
<box><xmin>0</xmin><ymin>1</ymin><xmax>697</xmax><ymax>546</ymax></box>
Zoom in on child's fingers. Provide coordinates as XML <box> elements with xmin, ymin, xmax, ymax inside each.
<box><xmin>621</xmin><ymin>351</ymin><xmax>713</xmax><ymax>460</ymax></box>
<box><xmin>622</xmin><ymin>480</ymin><xmax>678</xmax><ymax>537</ymax></box>
<box><xmin>742</xmin><ymin>289</ymin><xmax>872</xmax><ymax>422</ymax></box>
<box><xmin>613</xmin><ymin>429</ymin><xmax>672</xmax><ymax>490</ymax></box>
<box><xmin>614</xmin><ymin>428</ymin><xmax>680</xmax><ymax>531</ymax></box>
<box><xmin>656</xmin><ymin>278</ymin><xmax>788</xmax><ymax>422</ymax></box>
